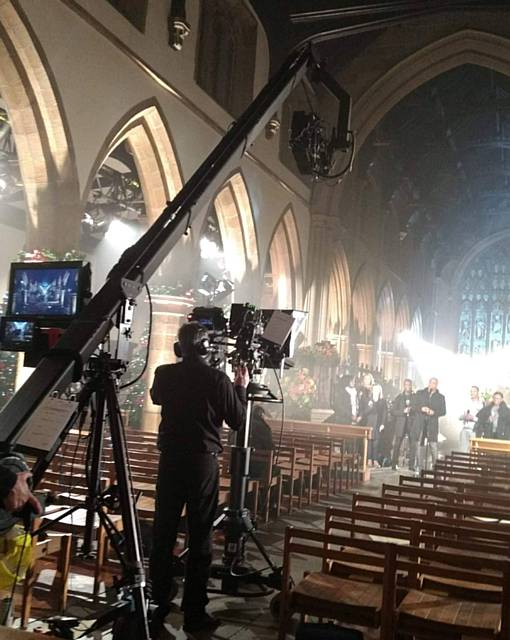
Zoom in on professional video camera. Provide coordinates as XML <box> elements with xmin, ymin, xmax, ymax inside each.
<box><xmin>188</xmin><ymin>302</ymin><xmax>306</xmax><ymax>379</ymax></box>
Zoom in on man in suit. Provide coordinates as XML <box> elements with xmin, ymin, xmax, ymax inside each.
<box><xmin>390</xmin><ymin>378</ymin><xmax>415</xmax><ymax>470</ymax></box>
<box><xmin>410</xmin><ymin>377</ymin><xmax>446</xmax><ymax>471</ymax></box>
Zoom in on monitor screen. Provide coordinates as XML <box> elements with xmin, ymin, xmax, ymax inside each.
<box><xmin>1</xmin><ymin>319</ymin><xmax>35</xmax><ymax>351</ymax></box>
<box><xmin>8</xmin><ymin>262</ymin><xmax>83</xmax><ymax>318</ymax></box>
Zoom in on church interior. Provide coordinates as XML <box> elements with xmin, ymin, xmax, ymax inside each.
<box><xmin>1</xmin><ymin>1</ymin><xmax>510</xmax><ymax>639</ymax></box>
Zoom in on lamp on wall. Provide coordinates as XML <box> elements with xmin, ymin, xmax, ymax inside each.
<box><xmin>169</xmin><ymin>0</ymin><xmax>191</xmax><ymax>51</ymax></box>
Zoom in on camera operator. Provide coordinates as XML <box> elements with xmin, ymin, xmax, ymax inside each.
<box><xmin>149</xmin><ymin>321</ymin><xmax>249</xmax><ymax>633</ymax></box>
<box><xmin>0</xmin><ymin>464</ymin><xmax>41</xmax><ymax>515</ymax></box>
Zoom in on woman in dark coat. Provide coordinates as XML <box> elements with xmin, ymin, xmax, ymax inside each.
<box><xmin>475</xmin><ymin>392</ymin><xmax>510</xmax><ymax>440</ymax></box>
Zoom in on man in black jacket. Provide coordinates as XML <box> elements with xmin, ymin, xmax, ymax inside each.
<box><xmin>390</xmin><ymin>378</ymin><xmax>415</xmax><ymax>469</ymax></box>
<box><xmin>410</xmin><ymin>377</ymin><xmax>446</xmax><ymax>471</ymax></box>
<box><xmin>475</xmin><ymin>392</ymin><xmax>510</xmax><ymax>440</ymax></box>
<box><xmin>149</xmin><ymin>322</ymin><xmax>248</xmax><ymax>633</ymax></box>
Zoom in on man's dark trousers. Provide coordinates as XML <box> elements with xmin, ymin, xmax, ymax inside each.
<box><xmin>150</xmin><ymin>450</ymin><xmax>219</xmax><ymax>616</ymax></box>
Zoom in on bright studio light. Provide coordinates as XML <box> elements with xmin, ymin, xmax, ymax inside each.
<box><xmin>200</xmin><ymin>237</ymin><xmax>223</xmax><ymax>260</ymax></box>
<box><xmin>105</xmin><ymin>218</ymin><xmax>139</xmax><ymax>245</ymax></box>
<box><xmin>400</xmin><ymin>331</ymin><xmax>510</xmax><ymax>443</ymax></box>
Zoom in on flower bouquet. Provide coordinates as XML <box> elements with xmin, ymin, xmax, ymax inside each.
<box><xmin>281</xmin><ymin>367</ymin><xmax>317</xmax><ymax>420</ymax></box>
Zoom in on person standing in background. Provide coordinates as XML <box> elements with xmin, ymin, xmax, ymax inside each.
<box><xmin>411</xmin><ymin>377</ymin><xmax>446</xmax><ymax>471</ymax></box>
<box><xmin>390</xmin><ymin>378</ymin><xmax>415</xmax><ymax>470</ymax></box>
<box><xmin>459</xmin><ymin>385</ymin><xmax>484</xmax><ymax>452</ymax></box>
<box><xmin>357</xmin><ymin>373</ymin><xmax>386</xmax><ymax>466</ymax></box>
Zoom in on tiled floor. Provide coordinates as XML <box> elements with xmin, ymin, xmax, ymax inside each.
<box><xmin>20</xmin><ymin>468</ymin><xmax>397</xmax><ymax>639</ymax></box>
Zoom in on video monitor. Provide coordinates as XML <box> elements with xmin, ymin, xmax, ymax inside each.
<box><xmin>7</xmin><ymin>261</ymin><xmax>88</xmax><ymax>320</ymax></box>
<box><xmin>0</xmin><ymin>318</ymin><xmax>35</xmax><ymax>351</ymax></box>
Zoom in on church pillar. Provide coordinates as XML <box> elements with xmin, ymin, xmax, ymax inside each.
<box><xmin>305</xmin><ymin>213</ymin><xmax>342</xmax><ymax>344</ymax></box>
<box><xmin>142</xmin><ymin>295</ymin><xmax>194</xmax><ymax>431</ymax></box>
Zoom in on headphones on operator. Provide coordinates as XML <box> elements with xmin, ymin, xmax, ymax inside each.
<box><xmin>174</xmin><ymin>321</ymin><xmax>211</xmax><ymax>359</ymax></box>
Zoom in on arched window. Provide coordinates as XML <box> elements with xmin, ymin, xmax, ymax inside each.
<box><xmin>195</xmin><ymin>0</ymin><xmax>257</xmax><ymax>116</ymax></box>
<box><xmin>457</xmin><ymin>242</ymin><xmax>510</xmax><ymax>355</ymax></box>
<box><xmin>261</xmin><ymin>208</ymin><xmax>302</xmax><ymax>309</ymax></box>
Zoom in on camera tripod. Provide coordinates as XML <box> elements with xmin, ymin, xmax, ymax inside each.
<box><xmin>177</xmin><ymin>383</ymin><xmax>283</xmax><ymax>597</ymax></box>
<box><xmin>32</xmin><ymin>352</ymin><xmax>150</xmax><ymax>640</ymax></box>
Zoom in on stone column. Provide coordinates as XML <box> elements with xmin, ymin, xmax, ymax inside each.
<box><xmin>142</xmin><ymin>295</ymin><xmax>195</xmax><ymax>432</ymax></box>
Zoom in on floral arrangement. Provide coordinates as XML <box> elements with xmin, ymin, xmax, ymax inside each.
<box><xmin>281</xmin><ymin>367</ymin><xmax>317</xmax><ymax>410</ymax></box>
<box><xmin>296</xmin><ymin>340</ymin><xmax>340</xmax><ymax>366</ymax></box>
<box><xmin>17</xmin><ymin>249</ymin><xmax>85</xmax><ymax>262</ymax></box>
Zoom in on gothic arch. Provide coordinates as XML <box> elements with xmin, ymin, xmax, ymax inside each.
<box><xmin>85</xmin><ymin>100</ymin><xmax>183</xmax><ymax>225</ymax></box>
<box><xmin>354</xmin><ymin>29</ymin><xmax>510</xmax><ymax>148</ymax></box>
<box><xmin>263</xmin><ymin>206</ymin><xmax>303</xmax><ymax>309</ymax></box>
<box><xmin>351</xmin><ymin>265</ymin><xmax>376</xmax><ymax>343</ymax></box>
<box><xmin>411</xmin><ymin>306</ymin><xmax>423</xmax><ymax>339</ymax></box>
<box><xmin>0</xmin><ymin>0</ymin><xmax>79</xmax><ymax>250</ymax></box>
<box><xmin>395</xmin><ymin>295</ymin><xmax>411</xmax><ymax>341</ymax></box>
<box><xmin>452</xmin><ymin>229</ymin><xmax>510</xmax><ymax>291</ymax></box>
<box><xmin>376</xmin><ymin>283</ymin><xmax>395</xmax><ymax>347</ymax></box>
<box><xmin>326</xmin><ymin>243</ymin><xmax>351</xmax><ymax>339</ymax></box>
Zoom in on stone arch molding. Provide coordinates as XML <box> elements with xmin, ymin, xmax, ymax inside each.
<box><xmin>452</xmin><ymin>229</ymin><xmax>510</xmax><ymax>293</ymax></box>
<box><xmin>351</xmin><ymin>264</ymin><xmax>376</xmax><ymax>343</ymax></box>
<box><xmin>265</xmin><ymin>206</ymin><xmax>303</xmax><ymax>309</ymax></box>
<box><xmin>213</xmin><ymin>172</ymin><xmax>259</xmax><ymax>285</ymax></box>
<box><xmin>327</xmin><ymin>242</ymin><xmax>351</xmax><ymax>338</ymax></box>
<box><xmin>0</xmin><ymin>0</ymin><xmax>80</xmax><ymax>251</ymax></box>
<box><xmin>86</xmin><ymin>100</ymin><xmax>183</xmax><ymax>226</ymax></box>
<box><xmin>376</xmin><ymin>282</ymin><xmax>395</xmax><ymax>346</ymax></box>
<box><xmin>353</xmin><ymin>29</ymin><xmax>510</xmax><ymax>148</ymax></box>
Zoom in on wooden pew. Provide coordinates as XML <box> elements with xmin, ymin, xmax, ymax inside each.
<box><xmin>268</xmin><ymin>419</ymin><xmax>369</xmax><ymax>481</ymax></box>
<box><xmin>279</xmin><ymin>528</ymin><xmax>510</xmax><ymax>640</ymax></box>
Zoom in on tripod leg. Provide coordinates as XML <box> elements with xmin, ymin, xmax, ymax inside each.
<box><xmin>83</xmin><ymin>392</ymin><xmax>106</xmax><ymax>556</ymax></box>
<box><xmin>105</xmin><ymin>378</ymin><xmax>150</xmax><ymax>640</ymax></box>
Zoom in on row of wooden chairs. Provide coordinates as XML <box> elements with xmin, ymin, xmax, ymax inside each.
<box><xmin>279</xmin><ymin>447</ymin><xmax>510</xmax><ymax>639</ymax></box>
<box><xmin>18</xmin><ymin>422</ymin><xmax>361</xmax><ymax>625</ymax></box>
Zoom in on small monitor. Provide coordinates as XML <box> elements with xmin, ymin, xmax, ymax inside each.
<box><xmin>7</xmin><ymin>261</ymin><xmax>89</xmax><ymax>321</ymax></box>
<box><xmin>0</xmin><ymin>318</ymin><xmax>35</xmax><ymax>351</ymax></box>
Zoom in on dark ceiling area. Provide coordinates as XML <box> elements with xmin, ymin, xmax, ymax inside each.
<box><xmin>357</xmin><ymin>64</ymin><xmax>510</xmax><ymax>271</ymax></box>
<box><xmin>249</xmin><ymin>1</ymin><xmax>510</xmax><ymax>70</ymax></box>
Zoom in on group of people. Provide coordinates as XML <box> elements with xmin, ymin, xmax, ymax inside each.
<box><xmin>331</xmin><ymin>373</ymin><xmax>446</xmax><ymax>471</ymax></box>
<box><xmin>332</xmin><ymin>373</ymin><xmax>510</xmax><ymax>469</ymax></box>
<box><xmin>459</xmin><ymin>385</ymin><xmax>510</xmax><ymax>448</ymax></box>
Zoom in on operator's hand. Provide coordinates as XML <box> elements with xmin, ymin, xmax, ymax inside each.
<box><xmin>234</xmin><ymin>365</ymin><xmax>250</xmax><ymax>388</ymax></box>
<box><xmin>4</xmin><ymin>472</ymin><xmax>42</xmax><ymax>514</ymax></box>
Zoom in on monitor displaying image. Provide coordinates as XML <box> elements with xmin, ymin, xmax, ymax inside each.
<box><xmin>8</xmin><ymin>261</ymin><xmax>85</xmax><ymax>319</ymax></box>
<box><xmin>0</xmin><ymin>319</ymin><xmax>35</xmax><ymax>351</ymax></box>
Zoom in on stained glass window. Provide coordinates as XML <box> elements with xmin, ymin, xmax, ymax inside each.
<box><xmin>458</xmin><ymin>248</ymin><xmax>510</xmax><ymax>355</ymax></box>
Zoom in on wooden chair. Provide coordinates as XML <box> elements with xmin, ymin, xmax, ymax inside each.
<box><xmin>393</xmin><ymin>545</ymin><xmax>510</xmax><ymax>640</ymax></box>
<box><xmin>279</xmin><ymin>528</ymin><xmax>395</xmax><ymax>640</ymax></box>
<box><xmin>19</xmin><ymin>521</ymin><xmax>72</xmax><ymax>629</ymax></box>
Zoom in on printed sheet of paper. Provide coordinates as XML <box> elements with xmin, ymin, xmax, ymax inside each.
<box><xmin>16</xmin><ymin>396</ymin><xmax>78</xmax><ymax>452</ymax></box>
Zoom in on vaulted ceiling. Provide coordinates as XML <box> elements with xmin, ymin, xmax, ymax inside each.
<box><xmin>357</xmin><ymin>64</ymin><xmax>510</xmax><ymax>271</ymax></box>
